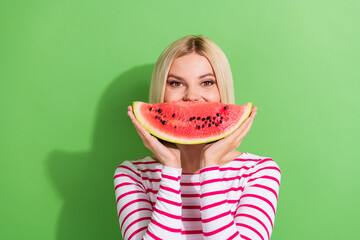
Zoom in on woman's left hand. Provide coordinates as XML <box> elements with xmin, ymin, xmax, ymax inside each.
<box><xmin>200</xmin><ymin>106</ymin><xmax>257</xmax><ymax>168</ymax></box>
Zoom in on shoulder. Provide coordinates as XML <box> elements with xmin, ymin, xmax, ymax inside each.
<box><xmin>114</xmin><ymin>156</ymin><xmax>163</xmax><ymax>178</ymax></box>
<box><xmin>230</xmin><ymin>152</ymin><xmax>279</xmax><ymax>168</ymax></box>
<box><xmin>241</xmin><ymin>152</ymin><xmax>281</xmax><ymax>184</ymax></box>
<box><xmin>245</xmin><ymin>152</ymin><xmax>280</xmax><ymax>170</ymax></box>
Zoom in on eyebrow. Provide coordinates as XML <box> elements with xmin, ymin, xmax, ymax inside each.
<box><xmin>167</xmin><ymin>73</ymin><xmax>215</xmax><ymax>80</ymax></box>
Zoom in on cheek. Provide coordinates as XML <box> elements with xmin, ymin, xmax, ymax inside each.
<box><xmin>164</xmin><ymin>87</ymin><xmax>182</xmax><ymax>101</ymax></box>
<box><xmin>205</xmin><ymin>88</ymin><xmax>221</xmax><ymax>101</ymax></box>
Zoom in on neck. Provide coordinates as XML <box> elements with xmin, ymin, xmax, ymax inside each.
<box><xmin>175</xmin><ymin>143</ymin><xmax>205</xmax><ymax>173</ymax></box>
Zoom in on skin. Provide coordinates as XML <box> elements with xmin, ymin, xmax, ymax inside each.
<box><xmin>127</xmin><ymin>52</ymin><xmax>257</xmax><ymax>173</ymax></box>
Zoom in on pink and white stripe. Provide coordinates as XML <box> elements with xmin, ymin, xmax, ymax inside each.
<box><xmin>114</xmin><ymin>152</ymin><xmax>281</xmax><ymax>240</ymax></box>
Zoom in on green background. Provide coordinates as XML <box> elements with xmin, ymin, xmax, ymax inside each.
<box><xmin>1</xmin><ymin>1</ymin><xmax>359</xmax><ymax>239</ymax></box>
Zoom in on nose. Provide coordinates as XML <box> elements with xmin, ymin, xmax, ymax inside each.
<box><xmin>183</xmin><ymin>87</ymin><xmax>200</xmax><ymax>101</ymax></box>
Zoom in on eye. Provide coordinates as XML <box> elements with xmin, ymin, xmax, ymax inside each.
<box><xmin>201</xmin><ymin>80</ymin><xmax>215</xmax><ymax>86</ymax></box>
<box><xmin>169</xmin><ymin>81</ymin><xmax>182</xmax><ymax>87</ymax></box>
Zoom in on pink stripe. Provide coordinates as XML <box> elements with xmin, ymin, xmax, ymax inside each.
<box><xmin>200</xmin><ymin>190</ymin><xmax>226</xmax><ymax>198</ymax></box>
<box><xmin>117</xmin><ymin>190</ymin><xmax>143</xmax><ymax>203</ymax></box>
<box><xmin>249</xmin><ymin>166</ymin><xmax>281</xmax><ymax>176</ymax></box>
<box><xmin>114</xmin><ymin>174</ymin><xmax>142</xmax><ymax>185</ymax></box>
<box><xmin>181</xmin><ymin>182</ymin><xmax>200</xmax><ymax>186</ymax></box>
<box><xmin>241</xmin><ymin>194</ymin><xmax>276</xmax><ymax>215</ymax></box>
<box><xmin>117</xmin><ymin>165</ymin><xmax>141</xmax><ymax>177</ymax></box>
<box><xmin>154</xmin><ymin>207</ymin><xmax>182</xmax><ymax>219</ymax></box>
<box><xmin>162</xmin><ymin>174</ymin><xmax>180</xmax><ymax>181</ymax></box>
<box><xmin>249</xmin><ymin>183</ymin><xmax>278</xmax><ymax>199</ymax></box>
<box><xmin>182</xmin><ymin>217</ymin><xmax>201</xmax><ymax>221</ymax></box>
<box><xmin>220</xmin><ymin>166</ymin><xmax>251</xmax><ymax>171</ymax></box>
<box><xmin>151</xmin><ymin>218</ymin><xmax>181</xmax><ymax>232</ymax></box>
<box><xmin>121</xmin><ymin>207</ymin><xmax>152</xmax><ymax>229</ymax></box>
<box><xmin>226</xmin><ymin>186</ymin><xmax>245</xmax><ymax>192</ymax></box>
<box><xmin>233</xmin><ymin>158</ymin><xmax>261</xmax><ymax>162</ymax></box>
<box><xmin>203</xmin><ymin>220</ymin><xmax>234</xmax><ymax>236</ymax></box>
<box><xmin>132</xmin><ymin>160</ymin><xmax>158</xmax><ymax>165</ymax></box>
<box><xmin>202</xmin><ymin>210</ymin><xmax>231</xmax><ymax>223</ymax></box>
<box><xmin>159</xmin><ymin>185</ymin><xmax>181</xmax><ymax>194</ymax></box>
<box><xmin>199</xmin><ymin>166</ymin><xmax>219</xmax><ymax>173</ymax></box>
<box><xmin>200</xmin><ymin>199</ymin><xmax>227</xmax><ymax>211</ymax></box>
<box><xmin>201</xmin><ymin>178</ymin><xmax>222</xmax><ymax>185</ymax></box>
<box><xmin>123</xmin><ymin>217</ymin><xmax>151</xmax><ymax>237</ymax></box>
<box><xmin>183</xmin><ymin>205</ymin><xmax>201</xmax><ymax>209</ymax></box>
<box><xmin>146</xmin><ymin>229</ymin><xmax>162</xmax><ymax>240</ymax></box>
<box><xmin>237</xmin><ymin>213</ymin><xmax>269</xmax><ymax>239</ymax></box>
<box><xmin>128</xmin><ymin>226</ymin><xmax>147</xmax><ymax>240</ymax></box>
<box><xmin>141</xmin><ymin>176</ymin><xmax>161</xmax><ymax>182</ymax></box>
<box><xmin>181</xmin><ymin>230</ymin><xmax>203</xmax><ymax>234</ymax></box>
<box><xmin>227</xmin><ymin>231</ymin><xmax>239</xmax><ymax>240</ymax></box>
<box><xmin>119</xmin><ymin>199</ymin><xmax>152</xmax><ymax>218</ymax></box>
<box><xmin>182</xmin><ymin>193</ymin><xmax>200</xmax><ymax>197</ymax></box>
<box><xmin>236</xmin><ymin>223</ymin><xmax>264</xmax><ymax>240</ymax></box>
<box><xmin>248</xmin><ymin>175</ymin><xmax>280</xmax><ymax>186</ymax></box>
<box><xmin>157</xmin><ymin>197</ymin><xmax>182</xmax><ymax>207</ymax></box>
<box><xmin>115</xmin><ymin>182</ymin><xmax>137</xmax><ymax>191</ymax></box>
<box><xmin>239</xmin><ymin>234</ymin><xmax>251</xmax><ymax>240</ymax></box>
<box><xmin>139</xmin><ymin>168</ymin><xmax>162</xmax><ymax>173</ymax></box>
<box><xmin>146</xmin><ymin>189</ymin><xmax>158</xmax><ymax>194</ymax></box>
<box><xmin>236</xmin><ymin>204</ymin><xmax>273</xmax><ymax>228</ymax></box>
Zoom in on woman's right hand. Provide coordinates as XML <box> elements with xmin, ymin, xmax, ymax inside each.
<box><xmin>127</xmin><ymin>105</ymin><xmax>181</xmax><ymax>168</ymax></box>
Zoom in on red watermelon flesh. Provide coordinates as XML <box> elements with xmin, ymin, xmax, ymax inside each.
<box><xmin>133</xmin><ymin>101</ymin><xmax>253</xmax><ymax>144</ymax></box>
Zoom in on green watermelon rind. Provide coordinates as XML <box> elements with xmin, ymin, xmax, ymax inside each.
<box><xmin>133</xmin><ymin>101</ymin><xmax>253</xmax><ymax>145</ymax></box>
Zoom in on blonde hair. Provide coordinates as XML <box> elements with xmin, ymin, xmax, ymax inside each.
<box><xmin>149</xmin><ymin>34</ymin><xmax>235</xmax><ymax>104</ymax></box>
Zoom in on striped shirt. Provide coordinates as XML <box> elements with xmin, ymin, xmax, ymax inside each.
<box><xmin>114</xmin><ymin>152</ymin><xmax>281</xmax><ymax>240</ymax></box>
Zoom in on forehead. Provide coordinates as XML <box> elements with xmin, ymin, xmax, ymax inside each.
<box><xmin>169</xmin><ymin>53</ymin><xmax>214</xmax><ymax>74</ymax></box>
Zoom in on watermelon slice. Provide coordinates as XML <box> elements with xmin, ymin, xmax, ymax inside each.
<box><xmin>132</xmin><ymin>101</ymin><xmax>253</xmax><ymax>144</ymax></box>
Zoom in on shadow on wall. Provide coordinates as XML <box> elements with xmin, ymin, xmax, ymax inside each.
<box><xmin>46</xmin><ymin>64</ymin><xmax>155</xmax><ymax>240</ymax></box>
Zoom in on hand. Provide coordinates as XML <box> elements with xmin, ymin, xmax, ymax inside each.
<box><xmin>200</xmin><ymin>106</ymin><xmax>258</xmax><ymax>168</ymax></box>
<box><xmin>127</xmin><ymin>105</ymin><xmax>181</xmax><ymax>168</ymax></box>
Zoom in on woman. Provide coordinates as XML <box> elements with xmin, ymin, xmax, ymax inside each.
<box><xmin>114</xmin><ymin>35</ymin><xmax>281</xmax><ymax>240</ymax></box>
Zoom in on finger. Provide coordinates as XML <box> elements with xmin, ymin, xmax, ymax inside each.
<box><xmin>127</xmin><ymin>106</ymin><xmax>152</xmax><ymax>140</ymax></box>
<box><xmin>227</xmin><ymin>108</ymin><xmax>256</xmax><ymax>142</ymax></box>
<box><xmin>237</xmin><ymin>113</ymin><xmax>256</xmax><ymax>141</ymax></box>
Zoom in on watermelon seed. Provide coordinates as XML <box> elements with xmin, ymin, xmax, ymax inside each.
<box><xmin>155</xmin><ymin>116</ymin><xmax>158</xmax><ymax>119</ymax></box>
<box><xmin>197</xmin><ymin>117</ymin><xmax>200</xmax><ymax>120</ymax></box>
<box><xmin>178</xmin><ymin>117</ymin><xmax>181</xmax><ymax>120</ymax></box>
<box><xmin>220</xmin><ymin>116</ymin><xmax>223</xmax><ymax>119</ymax></box>
<box><xmin>220</xmin><ymin>120</ymin><xmax>223</xmax><ymax>124</ymax></box>
<box><xmin>162</xmin><ymin>121</ymin><xmax>166</xmax><ymax>125</ymax></box>
<box><xmin>224</xmin><ymin>106</ymin><xmax>228</xmax><ymax>110</ymax></box>
<box><xmin>202</xmin><ymin>118</ymin><xmax>205</xmax><ymax>121</ymax></box>
<box><xmin>208</xmin><ymin>124</ymin><xmax>211</xmax><ymax>127</ymax></box>
<box><xmin>158</xmin><ymin>109</ymin><xmax>162</xmax><ymax>113</ymax></box>
<box><xmin>174</xmin><ymin>126</ymin><xmax>177</xmax><ymax>129</ymax></box>
<box><xmin>197</xmin><ymin>126</ymin><xmax>200</xmax><ymax>130</ymax></box>
<box><xmin>216</xmin><ymin>113</ymin><xmax>220</xmax><ymax>116</ymax></box>
<box><xmin>205</xmin><ymin>121</ymin><xmax>207</xmax><ymax>124</ymax></box>
<box><xmin>172</xmin><ymin>113</ymin><xmax>175</xmax><ymax>118</ymax></box>
<box><xmin>149</xmin><ymin>107</ymin><xmax>153</xmax><ymax>111</ymax></box>
<box><xmin>202</xmin><ymin>124</ymin><xmax>205</xmax><ymax>128</ymax></box>
<box><xmin>207</xmin><ymin>116</ymin><xmax>210</xmax><ymax>120</ymax></box>
<box><xmin>215</xmin><ymin>123</ymin><xmax>219</xmax><ymax>126</ymax></box>
<box><xmin>212</xmin><ymin>117</ymin><xmax>216</xmax><ymax>120</ymax></box>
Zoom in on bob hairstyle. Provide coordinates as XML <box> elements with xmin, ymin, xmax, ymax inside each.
<box><xmin>149</xmin><ymin>34</ymin><xmax>235</xmax><ymax>104</ymax></box>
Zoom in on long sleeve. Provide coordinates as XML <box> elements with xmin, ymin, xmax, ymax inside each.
<box><xmin>234</xmin><ymin>158</ymin><xmax>281</xmax><ymax>240</ymax></box>
<box><xmin>199</xmin><ymin>158</ymin><xmax>281</xmax><ymax>240</ymax></box>
<box><xmin>114</xmin><ymin>161</ymin><xmax>183</xmax><ymax>240</ymax></box>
